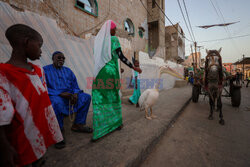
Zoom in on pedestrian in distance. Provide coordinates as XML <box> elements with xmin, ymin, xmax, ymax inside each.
<box><xmin>240</xmin><ymin>72</ymin><xmax>244</xmax><ymax>85</ymax></box>
<box><xmin>188</xmin><ymin>72</ymin><xmax>194</xmax><ymax>85</ymax></box>
<box><xmin>129</xmin><ymin>59</ymin><xmax>141</xmax><ymax>108</ymax></box>
<box><xmin>0</xmin><ymin>24</ymin><xmax>63</xmax><ymax>167</ymax></box>
<box><xmin>246</xmin><ymin>75</ymin><xmax>250</xmax><ymax>88</ymax></box>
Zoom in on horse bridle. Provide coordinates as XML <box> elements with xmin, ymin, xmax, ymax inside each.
<box><xmin>206</xmin><ymin>52</ymin><xmax>221</xmax><ymax>69</ymax></box>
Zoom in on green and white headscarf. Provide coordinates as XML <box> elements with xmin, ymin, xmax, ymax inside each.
<box><xmin>93</xmin><ymin>20</ymin><xmax>116</xmax><ymax>77</ymax></box>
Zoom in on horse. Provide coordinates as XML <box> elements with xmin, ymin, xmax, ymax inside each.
<box><xmin>204</xmin><ymin>48</ymin><xmax>225</xmax><ymax>125</ymax></box>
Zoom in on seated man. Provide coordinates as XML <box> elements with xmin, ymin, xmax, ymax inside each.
<box><xmin>43</xmin><ymin>51</ymin><xmax>92</xmax><ymax>149</ymax></box>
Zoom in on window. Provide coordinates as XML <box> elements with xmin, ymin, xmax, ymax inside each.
<box><xmin>152</xmin><ymin>0</ymin><xmax>156</xmax><ymax>8</ymax></box>
<box><xmin>180</xmin><ymin>29</ymin><xmax>184</xmax><ymax>36</ymax></box>
<box><xmin>124</xmin><ymin>18</ymin><xmax>134</xmax><ymax>36</ymax></box>
<box><xmin>178</xmin><ymin>37</ymin><xmax>183</xmax><ymax>47</ymax></box>
<box><xmin>166</xmin><ymin>33</ymin><xmax>171</xmax><ymax>42</ymax></box>
<box><xmin>172</xmin><ymin>33</ymin><xmax>177</xmax><ymax>40</ymax></box>
<box><xmin>138</xmin><ymin>27</ymin><xmax>145</xmax><ymax>38</ymax></box>
<box><xmin>75</xmin><ymin>0</ymin><xmax>98</xmax><ymax>17</ymax></box>
<box><xmin>138</xmin><ymin>29</ymin><xmax>143</xmax><ymax>38</ymax></box>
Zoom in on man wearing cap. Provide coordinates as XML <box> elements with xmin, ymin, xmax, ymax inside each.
<box><xmin>43</xmin><ymin>51</ymin><xmax>92</xmax><ymax>149</ymax></box>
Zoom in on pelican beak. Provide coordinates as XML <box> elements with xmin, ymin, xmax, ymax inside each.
<box><xmin>163</xmin><ymin>67</ymin><xmax>184</xmax><ymax>80</ymax></box>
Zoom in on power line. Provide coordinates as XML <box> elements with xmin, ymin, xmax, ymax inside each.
<box><xmin>139</xmin><ymin>0</ymin><xmax>166</xmax><ymax>28</ymax></box>
<box><xmin>213</xmin><ymin>0</ymin><xmax>242</xmax><ymax>53</ymax></box>
<box><xmin>140</xmin><ymin>0</ymin><xmax>152</xmax><ymax>17</ymax></box>
<box><xmin>208</xmin><ymin>0</ymin><xmax>241</xmax><ymax>54</ymax></box>
<box><xmin>176</xmin><ymin>0</ymin><xmax>194</xmax><ymax>41</ymax></box>
<box><xmin>182</xmin><ymin>0</ymin><xmax>196</xmax><ymax>41</ymax></box>
<box><xmin>214</xmin><ymin>1</ymin><xmax>239</xmax><ymax>52</ymax></box>
<box><xmin>154</xmin><ymin>0</ymin><xmax>193</xmax><ymax>42</ymax></box>
<box><xmin>198</xmin><ymin>34</ymin><xmax>250</xmax><ymax>43</ymax></box>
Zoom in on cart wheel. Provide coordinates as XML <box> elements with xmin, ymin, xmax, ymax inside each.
<box><xmin>231</xmin><ymin>87</ymin><xmax>241</xmax><ymax>107</ymax></box>
<box><xmin>192</xmin><ymin>85</ymin><xmax>200</xmax><ymax>103</ymax></box>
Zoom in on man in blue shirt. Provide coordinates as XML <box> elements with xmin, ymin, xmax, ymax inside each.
<box><xmin>43</xmin><ymin>51</ymin><xmax>92</xmax><ymax>149</ymax></box>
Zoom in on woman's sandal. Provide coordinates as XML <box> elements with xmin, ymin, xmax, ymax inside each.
<box><xmin>128</xmin><ymin>99</ymin><xmax>133</xmax><ymax>105</ymax></box>
<box><xmin>71</xmin><ymin>125</ymin><xmax>93</xmax><ymax>133</ymax></box>
<box><xmin>116</xmin><ymin>124</ymin><xmax>123</xmax><ymax>130</ymax></box>
<box><xmin>90</xmin><ymin>138</ymin><xmax>98</xmax><ymax>143</ymax></box>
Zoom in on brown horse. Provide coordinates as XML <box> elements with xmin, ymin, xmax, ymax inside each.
<box><xmin>204</xmin><ymin>48</ymin><xmax>225</xmax><ymax>125</ymax></box>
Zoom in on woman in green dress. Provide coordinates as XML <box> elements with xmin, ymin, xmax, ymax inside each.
<box><xmin>92</xmin><ymin>20</ymin><xmax>141</xmax><ymax>141</ymax></box>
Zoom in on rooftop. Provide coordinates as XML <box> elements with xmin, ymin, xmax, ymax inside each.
<box><xmin>234</xmin><ymin>57</ymin><xmax>250</xmax><ymax>65</ymax></box>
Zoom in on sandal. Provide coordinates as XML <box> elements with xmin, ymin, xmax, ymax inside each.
<box><xmin>116</xmin><ymin>124</ymin><xmax>123</xmax><ymax>130</ymax></box>
<box><xmin>55</xmin><ymin>140</ymin><xmax>66</xmax><ymax>149</ymax></box>
<box><xmin>71</xmin><ymin>124</ymin><xmax>93</xmax><ymax>133</ymax></box>
<box><xmin>90</xmin><ymin>138</ymin><xmax>98</xmax><ymax>143</ymax></box>
<box><xmin>128</xmin><ymin>99</ymin><xmax>133</xmax><ymax>105</ymax></box>
<box><xmin>32</xmin><ymin>156</ymin><xmax>47</xmax><ymax>167</ymax></box>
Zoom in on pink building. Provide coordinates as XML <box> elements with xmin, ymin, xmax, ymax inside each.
<box><xmin>184</xmin><ymin>52</ymin><xmax>201</xmax><ymax>68</ymax></box>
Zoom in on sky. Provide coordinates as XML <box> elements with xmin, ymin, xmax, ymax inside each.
<box><xmin>165</xmin><ymin>0</ymin><xmax>250</xmax><ymax>63</ymax></box>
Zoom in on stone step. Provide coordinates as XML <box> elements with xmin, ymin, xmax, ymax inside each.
<box><xmin>121</xmin><ymin>89</ymin><xmax>134</xmax><ymax>96</ymax></box>
<box><xmin>121</xmin><ymin>95</ymin><xmax>132</xmax><ymax>104</ymax></box>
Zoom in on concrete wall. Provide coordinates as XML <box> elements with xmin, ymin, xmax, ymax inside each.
<box><xmin>1</xmin><ymin>0</ymin><xmax>168</xmax><ymax>95</ymax></box>
<box><xmin>1</xmin><ymin>0</ymin><xmax>148</xmax><ymax>53</ymax></box>
<box><xmin>0</xmin><ymin>1</ymin><xmax>95</xmax><ymax>95</ymax></box>
<box><xmin>1</xmin><ymin>0</ymin><xmax>153</xmax><ymax>95</ymax></box>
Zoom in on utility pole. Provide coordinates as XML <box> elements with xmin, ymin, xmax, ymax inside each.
<box><xmin>197</xmin><ymin>46</ymin><xmax>203</xmax><ymax>68</ymax></box>
<box><xmin>243</xmin><ymin>54</ymin><xmax>245</xmax><ymax>80</ymax></box>
<box><xmin>190</xmin><ymin>44</ymin><xmax>195</xmax><ymax>73</ymax></box>
<box><xmin>194</xmin><ymin>42</ymin><xmax>198</xmax><ymax>70</ymax></box>
<box><xmin>198</xmin><ymin>46</ymin><xmax>201</xmax><ymax>68</ymax></box>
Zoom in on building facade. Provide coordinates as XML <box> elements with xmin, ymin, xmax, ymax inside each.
<box><xmin>0</xmin><ymin>0</ymin><xmax>166</xmax><ymax>94</ymax></box>
<box><xmin>147</xmin><ymin>0</ymin><xmax>165</xmax><ymax>59</ymax></box>
<box><xmin>183</xmin><ymin>52</ymin><xmax>201</xmax><ymax>68</ymax></box>
<box><xmin>222</xmin><ymin>63</ymin><xmax>233</xmax><ymax>73</ymax></box>
<box><xmin>234</xmin><ymin>57</ymin><xmax>250</xmax><ymax>79</ymax></box>
<box><xmin>165</xmin><ymin>23</ymin><xmax>185</xmax><ymax>62</ymax></box>
<box><xmin>1</xmin><ymin>0</ymin><xmax>166</xmax><ymax>57</ymax></box>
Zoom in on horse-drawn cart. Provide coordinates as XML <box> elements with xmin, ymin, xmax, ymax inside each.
<box><xmin>190</xmin><ymin>48</ymin><xmax>241</xmax><ymax>125</ymax></box>
<box><xmin>192</xmin><ymin>68</ymin><xmax>242</xmax><ymax>107</ymax></box>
